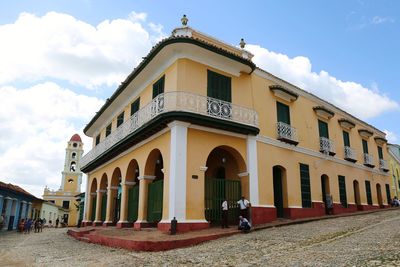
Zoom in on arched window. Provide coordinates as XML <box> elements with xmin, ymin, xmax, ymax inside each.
<box><xmin>70</xmin><ymin>161</ymin><xmax>76</xmax><ymax>172</ymax></box>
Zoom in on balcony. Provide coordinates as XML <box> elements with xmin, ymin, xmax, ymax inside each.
<box><xmin>276</xmin><ymin>122</ymin><xmax>298</xmax><ymax>145</ymax></box>
<box><xmin>319</xmin><ymin>137</ymin><xmax>336</xmax><ymax>156</ymax></box>
<box><xmin>81</xmin><ymin>91</ymin><xmax>259</xmax><ymax>169</ymax></box>
<box><xmin>344</xmin><ymin>146</ymin><xmax>357</xmax><ymax>163</ymax></box>
<box><xmin>363</xmin><ymin>153</ymin><xmax>375</xmax><ymax>168</ymax></box>
<box><xmin>379</xmin><ymin>159</ymin><xmax>389</xmax><ymax>172</ymax></box>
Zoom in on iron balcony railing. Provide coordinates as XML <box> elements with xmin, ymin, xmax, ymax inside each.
<box><xmin>319</xmin><ymin>137</ymin><xmax>335</xmax><ymax>155</ymax></box>
<box><xmin>344</xmin><ymin>146</ymin><xmax>357</xmax><ymax>162</ymax></box>
<box><xmin>379</xmin><ymin>159</ymin><xmax>389</xmax><ymax>171</ymax></box>
<box><xmin>81</xmin><ymin>91</ymin><xmax>259</xmax><ymax>168</ymax></box>
<box><xmin>363</xmin><ymin>153</ymin><xmax>375</xmax><ymax>168</ymax></box>
<box><xmin>276</xmin><ymin>122</ymin><xmax>298</xmax><ymax>144</ymax></box>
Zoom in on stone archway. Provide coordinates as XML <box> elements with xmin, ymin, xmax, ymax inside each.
<box><xmin>108</xmin><ymin>168</ymin><xmax>122</xmax><ymax>225</ymax></box>
<box><xmin>96</xmin><ymin>173</ymin><xmax>108</xmax><ymax>224</ymax></box>
<box><xmin>204</xmin><ymin>146</ymin><xmax>247</xmax><ymax>224</ymax></box>
<box><xmin>145</xmin><ymin>149</ymin><xmax>164</xmax><ymax>224</ymax></box>
<box><xmin>125</xmin><ymin>159</ymin><xmax>140</xmax><ymax>223</ymax></box>
<box><xmin>88</xmin><ymin>178</ymin><xmax>97</xmax><ymax>223</ymax></box>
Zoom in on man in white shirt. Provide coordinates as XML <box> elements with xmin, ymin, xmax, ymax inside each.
<box><xmin>237</xmin><ymin>196</ymin><xmax>250</xmax><ymax>219</ymax></box>
<box><xmin>221</xmin><ymin>198</ymin><xmax>229</xmax><ymax>228</ymax></box>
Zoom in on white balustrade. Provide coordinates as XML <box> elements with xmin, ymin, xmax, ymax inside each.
<box><xmin>276</xmin><ymin>122</ymin><xmax>298</xmax><ymax>143</ymax></box>
<box><xmin>319</xmin><ymin>137</ymin><xmax>335</xmax><ymax>155</ymax></box>
<box><xmin>379</xmin><ymin>159</ymin><xmax>389</xmax><ymax>171</ymax></box>
<box><xmin>81</xmin><ymin>91</ymin><xmax>258</xmax><ymax>168</ymax></box>
<box><xmin>363</xmin><ymin>153</ymin><xmax>374</xmax><ymax>167</ymax></box>
<box><xmin>344</xmin><ymin>146</ymin><xmax>356</xmax><ymax>161</ymax></box>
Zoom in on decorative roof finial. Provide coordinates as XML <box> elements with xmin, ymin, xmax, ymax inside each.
<box><xmin>181</xmin><ymin>14</ymin><xmax>188</xmax><ymax>26</ymax></box>
<box><xmin>239</xmin><ymin>38</ymin><xmax>246</xmax><ymax>49</ymax></box>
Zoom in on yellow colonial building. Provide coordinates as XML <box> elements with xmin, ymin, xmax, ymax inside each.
<box><xmin>81</xmin><ymin>17</ymin><xmax>391</xmax><ymax>232</ymax></box>
<box><xmin>388</xmin><ymin>144</ymin><xmax>400</xmax><ymax>198</ymax></box>
<box><xmin>43</xmin><ymin>134</ymin><xmax>84</xmax><ymax>226</ymax></box>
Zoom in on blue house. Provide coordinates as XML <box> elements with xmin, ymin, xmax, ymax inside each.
<box><xmin>0</xmin><ymin>181</ymin><xmax>37</xmax><ymax>231</ymax></box>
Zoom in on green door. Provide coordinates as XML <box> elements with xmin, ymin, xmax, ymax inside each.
<box><xmin>318</xmin><ymin>120</ymin><xmax>329</xmax><ymax>138</ymax></box>
<box><xmin>147</xmin><ymin>180</ymin><xmax>163</xmax><ymax>223</ymax></box>
<box><xmin>385</xmin><ymin>184</ymin><xmax>391</xmax><ymax>204</ymax></box>
<box><xmin>205</xmin><ymin>177</ymin><xmax>241</xmax><ymax>224</ymax></box>
<box><xmin>91</xmin><ymin>198</ymin><xmax>96</xmax><ymax>221</ymax></box>
<box><xmin>101</xmin><ymin>194</ymin><xmax>107</xmax><ymax>221</ymax></box>
<box><xmin>79</xmin><ymin>200</ymin><xmax>84</xmax><ymax>221</ymax></box>
<box><xmin>128</xmin><ymin>184</ymin><xmax>139</xmax><ymax>222</ymax></box>
<box><xmin>277</xmin><ymin>102</ymin><xmax>290</xmax><ymax>124</ymax></box>
<box><xmin>273</xmin><ymin>167</ymin><xmax>284</xmax><ymax>218</ymax></box>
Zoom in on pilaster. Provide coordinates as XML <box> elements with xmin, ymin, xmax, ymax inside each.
<box><xmin>247</xmin><ymin>135</ymin><xmax>259</xmax><ymax>205</ymax></box>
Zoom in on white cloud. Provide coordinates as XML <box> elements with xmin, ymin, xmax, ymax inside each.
<box><xmin>371</xmin><ymin>16</ymin><xmax>395</xmax><ymax>25</ymax></box>
<box><xmin>384</xmin><ymin>130</ymin><xmax>398</xmax><ymax>143</ymax></box>
<box><xmin>0</xmin><ymin>82</ymin><xmax>104</xmax><ymax>197</ymax></box>
<box><xmin>247</xmin><ymin>44</ymin><xmax>399</xmax><ymax>119</ymax></box>
<box><xmin>0</xmin><ymin>11</ymin><xmax>166</xmax><ymax>89</ymax></box>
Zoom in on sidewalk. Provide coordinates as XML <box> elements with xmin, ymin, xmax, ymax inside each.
<box><xmin>68</xmin><ymin>207</ymin><xmax>398</xmax><ymax>251</ymax></box>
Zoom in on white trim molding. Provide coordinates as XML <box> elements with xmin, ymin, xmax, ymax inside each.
<box><xmin>199</xmin><ymin>166</ymin><xmax>208</xmax><ymax>172</ymax></box>
<box><xmin>238</xmin><ymin>172</ymin><xmax>249</xmax><ymax>177</ymax></box>
<box><xmin>96</xmin><ymin>189</ymin><xmax>107</xmax><ymax>193</ymax></box>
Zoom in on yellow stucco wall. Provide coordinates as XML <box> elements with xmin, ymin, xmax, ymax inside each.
<box><xmin>388</xmin><ymin>153</ymin><xmax>400</xmax><ymax>198</ymax></box>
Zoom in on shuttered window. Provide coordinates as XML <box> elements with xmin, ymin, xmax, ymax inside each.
<box><xmin>105</xmin><ymin>123</ymin><xmax>112</xmax><ymax>137</ymax></box>
<box><xmin>362</xmin><ymin>139</ymin><xmax>369</xmax><ymax>154</ymax></box>
<box><xmin>378</xmin><ymin>146</ymin><xmax>383</xmax><ymax>159</ymax></box>
<box><xmin>338</xmin><ymin>175</ymin><xmax>347</xmax><ymax>207</ymax></box>
<box><xmin>95</xmin><ymin>135</ymin><xmax>100</xmax><ymax>146</ymax></box>
<box><xmin>300</xmin><ymin>163</ymin><xmax>312</xmax><ymax>208</ymax></box>
<box><xmin>343</xmin><ymin>131</ymin><xmax>350</xmax><ymax>147</ymax></box>
<box><xmin>365</xmin><ymin>180</ymin><xmax>372</xmax><ymax>205</ymax></box>
<box><xmin>117</xmin><ymin>112</ymin><xmax>124</xmax><ymax>127</ymax></box>
<box><xmin>207</xmin><ymin>70</ymin><xmax>231</xmax><ymax>102</ymax></box>
<box><xmin>277</xmin><ymin>102</ymin><xmax>291</xmax><ymax>124</ymax></box>
<box><xmin>152</xmin><ymin>76</ymin><xmax>165</xmax><ymax>99</ymax></box>
<box><xmin>385</xmin><ymin>184</ymin><xmax>391</xmax><ymax>204</ymax></box>
<box><xmin>130</xmin><ymin>98</ymin><xmax>140</xmax><ymax>116</ymax></box>
<box><xmin>318</xmin><ymin>120</ymin><xmax>329</xmax><ymax>138</ymax></box>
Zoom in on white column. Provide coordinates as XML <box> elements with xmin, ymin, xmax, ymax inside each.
<box><xmin>247</xmin><ymin>135</ymin><xmax>259</xmax><ymax>205</ymax></box>
<box><xmin>27</xmin><ymin>202</ymin><xmax>32</xmax><ymax>219</ymax></box>
<box><xmin>167</xmin><ymin>121</ymin><xmax>189</xmax><ymax>221</ymax></box>
<box><xmin>82</xmin><ymin>174</ymin><xmax>89</xmax><ymax>222</ymax></box>
<box><xmin>20</xmin><ymin>201</ymin><xmax>27</xmax><ymax>220</ymax></box>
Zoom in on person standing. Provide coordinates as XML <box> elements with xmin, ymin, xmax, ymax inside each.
<box><xmin>221</xmin><ymin>198</ymin><xmax>229</xmax><ymax>228</ymax></box>
<box><xmin>237</xmin><ymin>196</ymin><xmax>250</xmax><ymax>219</ymax></box>
<box><xmin>56</xmin><ymin>218</ymin><xmax>59</xmax><ymax>228</ymax></box>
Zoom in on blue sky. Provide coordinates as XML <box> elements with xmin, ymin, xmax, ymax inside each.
<box><xmin>0</xmin><ymin>0</ymin><xmax>399</xmax><ymax>196</ymax></box>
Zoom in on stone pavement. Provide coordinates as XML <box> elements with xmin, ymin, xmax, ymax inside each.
<box><xmin>1</xmin><ymin>209</ymin><xmax>400</xmax><ymax>266</ymax></box>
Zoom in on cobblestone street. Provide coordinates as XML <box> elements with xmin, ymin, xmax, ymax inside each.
<box><xmin>1</xmin><ymin>209</ymin><xmax>400</xmax><ymax>266</ymax></box>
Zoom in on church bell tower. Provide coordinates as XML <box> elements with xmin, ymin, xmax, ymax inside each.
<box><xmin>61</xmin><ymin>134</ymin><xmax>84</xmax><ymax>192</ymax></box>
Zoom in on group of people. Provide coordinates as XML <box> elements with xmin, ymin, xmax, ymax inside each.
<box><xmin>18</xmin><ymin>218</ymin><xmax>42</xmax><ymax>233</ymax></box>
<box><xmin>18</xmin><ymin>217</ymin><xmax>61</xmax><ymax>233</ymax></box>
<box><xmin>221</xmin><ymin>196</ymin><xmax>252</xmax><ymax>233</ymax></box>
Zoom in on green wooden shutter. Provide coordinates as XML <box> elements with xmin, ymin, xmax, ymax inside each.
<box><xmin>127</xmin><ymin>184</ymin><xmax>139</xmax><ymax>222</ymax></box>
<box><xmin>152</xmin><ymin>76</ymin><xmax>165</xmax><ymax>99</ymax></box>
<box><xmin>277</xmin><ymin>102</ymin><xmax>291</xmax><ymax>124</ymax></box>
<box><xmin>343</xmin><ymin>131</ymin><xmax>350</xmax><ymax>147</ymax></box>
<box><xmin>385</xmin><ymin>184</ymin><xmax>391</xmax><ymax>204</ymax></box>
<box><xmin>378</xmin><ymin>146</ymin><xmax>383</xmax><ymax>159</ymax></box>
<box><xmin>106</xmin><ymin>124</ymin><xmax>112</xmax><ymax>137</ymax></box>
<box><xmin>101</xmin><ymin>194</ymin><xmax>107</xmax><ymax>221</ymax></box>
<box><xmin>207</xmin><ymin>70</ymin><xmax>231</xmax><ymax>102</ymax></box>
<box><xmin>147</xmin><ymin>180</ymin><xmax>163</xmax><ymax>223</ymax></box>
<box><xmin>300</xmin><ymin>164</ymin><xmax>312</xmax><ymax>208</ymax></box>
<box><xmin>365</xmin><ymin>181</ymin><xmax>372</xmax><ymax>205</ymax></box>
<box><xmin>362</xmin><ymin>140</ymin><xmax>369</xmax><ymax>154</ymax></box>
<box><xmin>117</xmin><ymin>112</ymin><xmax>124</xmax><ymax>127</ymax></box>
<box><xmin>130</xmin><ymin>98</ymin><xmax>140</xmax><ymax>116</ymax></box>
<box><xmin>338</xmin><ymin>176</ymin><xmax>347</xmax><ymax>207</ymax></box>
<box><xmin>91</xmin><ymin>198</ymin><xmax>96</xmax><ymax>221</ymax></box>
<box><xmin>318</xmin><ymin>120</ymin><xmax>329</xmax><ymax>138</ymax></box>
